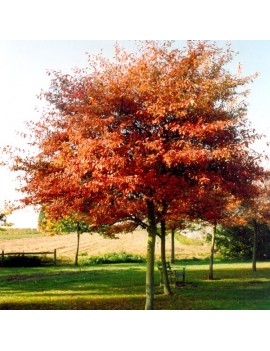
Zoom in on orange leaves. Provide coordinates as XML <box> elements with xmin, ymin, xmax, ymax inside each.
<box><xmin>163</xmin><ymin>147</ymin><xmax>209</xmax><ymax>168</ymax></box>
<box><xmin>241</xmin><ymin>180</ymin><xmax>270</xmax><ymax>225</ymax></box>
<box><xmin>6</xmin><ymin>40</ymin><xmax>266</xmax><ymax>233</ymax></box>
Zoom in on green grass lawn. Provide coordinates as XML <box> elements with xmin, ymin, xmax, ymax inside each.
<box><xmin>0</xmin><ymin>260</ymin><xmax>270</xmax><ymax>310</ymax></box>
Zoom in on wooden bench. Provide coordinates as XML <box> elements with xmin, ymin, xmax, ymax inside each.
<box><xmin>1</xmin><ymin>250</ymin><xmax>57</xmax><ymax>265</ymax></box>
<box><xmin>157</xmin><ymin>262</ymin><xmax>186</xmax><ymax>287</ymax></box>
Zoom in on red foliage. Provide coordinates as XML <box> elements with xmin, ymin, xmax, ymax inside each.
<box><xmin>9</xmin><ymin>41</ymin><xmax>265</xmax><ymax>232</ymax></box>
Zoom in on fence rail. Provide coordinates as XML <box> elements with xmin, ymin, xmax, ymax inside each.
<box><xmin>1</xmin><ymin>249</ymin><xmax>57</xmax><ymax>265</ymax></box>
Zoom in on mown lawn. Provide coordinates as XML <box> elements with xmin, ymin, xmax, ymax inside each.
<box><xmin>0</xmin><ymin>261</ymin><xmax>270</xmax><ymax>310</ymax></box>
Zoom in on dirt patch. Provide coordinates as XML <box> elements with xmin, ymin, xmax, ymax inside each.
<box><xmin>5</xmin><ymin>271</ymin><xmax>84</xmax><ymax>281</ymax></box>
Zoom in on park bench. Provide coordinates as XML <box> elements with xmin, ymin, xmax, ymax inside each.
<box><xmin>1</xmin><ymin>249</ymin><xmax>57</xmax><ymax>265</ymax></box>
<box><xmin>157</xmin><ymin>262</ymin><xmax>186</xmax><ymax>288</ymax></box>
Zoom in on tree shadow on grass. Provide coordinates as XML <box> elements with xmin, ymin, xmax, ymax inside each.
<box><xmin>0</xmin><ymin>268</ymin><xmax>148</xmax><ymax>307</ymax></box>
<box><xmin>1</xmin><ymin>264</ymin><xmax>270</xmax><ymax>310</ymax></box>
<box><xmin>0</xmin><ymin>295</ymin><xmax>146</xmax><ymax>310</ymax></box>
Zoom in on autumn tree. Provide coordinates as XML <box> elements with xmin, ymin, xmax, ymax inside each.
<box><xmin>188</xmin><ymin>179</ymin><xmax>253</xmax><ymax>280</ymax></box>
<box><xmin>39</xmin><ymin>208</ymin><xmax>94</xmax><ymax>265</ymax></box>
<box><xmin>38</xmin><ymin>206</ymin><xmax>61</xmax><ymax>233</ymax></box>
<box><xmin>61</xmin><ymin>217</ymin><xmax>94</xmax><ymax>265</ymax></box>
<box><xmin>9</xmin><ymin>41</ymin><xmax>265</xmax><ymax>309</ymax></box>
<box><xmin>157</xmin><ymin>207</ymin><xmax>194</xmax><ymax>294</ymax></box>
<box><xmin>212</xmin><ymin>180</ymin><xmax>270</xmax><ymax>272</ymax></box>
<box><xmin>240</xmin><ymin>180</ymin><xmax>270</xmax><ymax>271</ymax></box>
<box><xmin>166</xmin><ymin>219</ymin><xmax>186</xmax><ymax>264</ymax></box>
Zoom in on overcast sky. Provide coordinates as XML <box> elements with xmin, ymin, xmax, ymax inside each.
<box><xmin>1</xmin><ymin>40</ymin><xmax>270</xmax><ymax>227</ymax></box>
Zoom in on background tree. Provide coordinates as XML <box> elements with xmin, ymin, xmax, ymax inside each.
<box><xmin>215</xmin><ymin>223</ymin><xmax>270</xmax><ymax>260</ymax></box>
<box><xmin>57</xmin><ymin>216</ymin><xmax>93</xmax><ymax>266</ymax></box>
<box><xmin>166</xmin><ymin>219</ymin><xmax>186</xmax><ymax>264</ymax></box>
<box><xmin>38</xmin><ymin>206</ymin><xmax>61</xmax><ymax>233</ymax></box>
<box><xmin>237</xmin><ymin>181</ymin><xmax>270</xmax><ymax>271</ymax></box>
<box><xmin>0</xmin><ymin>210</ymin><xmax>13</xmax><ymax>230</ymax></box>
<box><xmin>39</xmin><ymin>208</ymin><xmax>95</xmax><ymax>265</ymax></box>
<box><xmin>9</xmin><ymin>41</ymin><xmax>265</xmax><ymax>309</ymax></box>
<box><xmin>156</xmin><ymin>201</ymin><xmax>174</xmax><ymax>295</ymax></box>
<box><xmin>189</xmin><ymin>186</ymin><xmax>250</xmax><ymax>280</ymax></box>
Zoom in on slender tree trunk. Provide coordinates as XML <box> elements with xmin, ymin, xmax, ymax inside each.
<box><xmin>171</xmin><ymin>229</ymin><xmax>175</xmax><ymax>264</ymax></box>
<box><xmin>160</xmin><ymin>220</ymin><xmax>172</xmax><ymax>295</ymax></box>
<box><xmin>74</xmin><ymin>230</ymin><xmax>80</xmax><ymax>266</ymax></box>
<box><xmin>209</xmin><ymin>223</ymin><xmax>217</xmax><ymax>280</ymax></box>
<box><xmin>145</xmin><ymin>200</ymin><xmax>157</xmax><ymax>310</ymax></box>
<box><xmin>252</xmin><ymin>219</ymin><xmax>258</xmax><ymax>272</ymax></box>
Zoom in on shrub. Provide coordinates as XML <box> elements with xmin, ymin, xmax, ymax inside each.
<box><xmin>79</xmin><ymin>252</ymin><xmax>88</xmax><ymax>257</ymax></box>
<box><xmin>176</xmin><ymin>233</ymin><xmax>204</xmax><ymax>246</ymax></box>
<box><xmin>85</xmin><ymin>252</ymin><xmax>146</xmax><ymax>264</ymax></box>
<box><xmin>0</xmin><ymin>255</ymin><xmax>54</xmax><ymax>267</ymax></box>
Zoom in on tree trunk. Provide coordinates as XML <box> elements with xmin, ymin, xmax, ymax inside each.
<box><xmin>145</xmin><ymin>200</ymin><xmax>157</xmax><ymax>310</ymax></box>
<box><xmin>209</xmin><ymin>223</ymin><xmax>217</xmax><ymax>280</ymax></box>
<box><xmin>74</xmin><ymin>230</ymin><xmax>80</xmax><ymax>266</ymax></box>
<box><xmin>160</xmin><ymin>220</ymin><xmax>172</xmax><ymax>295</ymax></box>
<box><xmin>171</xmin><ymin>229</ymin><xmax>175</xmax><ymax>264</ymax></box>
<box><xmin>252</xmin><ymin>219</ymin><xmax>258</xmax><ymax>272</ymax></box>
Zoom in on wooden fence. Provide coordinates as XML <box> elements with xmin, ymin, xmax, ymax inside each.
<box><xmin>1</xmin><ymin>249</ymin><xmax>57</xmax><ymax>265</ymax></box>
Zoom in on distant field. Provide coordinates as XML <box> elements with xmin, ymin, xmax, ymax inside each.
<box><xmin>0</xmin><ymin>228</ymin><xmax>210</xmax><ymax>262</ymax></box>
<box><xmin>0</xmin><ymin>228</ymin><xmax>42</xmax><ymax>240</ymax></box>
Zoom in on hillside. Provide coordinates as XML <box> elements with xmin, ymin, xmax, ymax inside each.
<box><xmin>0</xmin><ymin>228</ymin><xmax>210</xmax><ymax>261</ymax></box>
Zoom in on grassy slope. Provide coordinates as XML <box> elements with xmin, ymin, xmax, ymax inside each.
<box><xmin>0</xmin><ymin>261</ymin><xmax>270</xmax><ymax>310</ymax></box>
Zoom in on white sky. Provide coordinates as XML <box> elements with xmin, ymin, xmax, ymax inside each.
<box><xmin>1</xmin><ymin>40</ymin><xmax>270</xmax><ymax>227</ymax></box>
